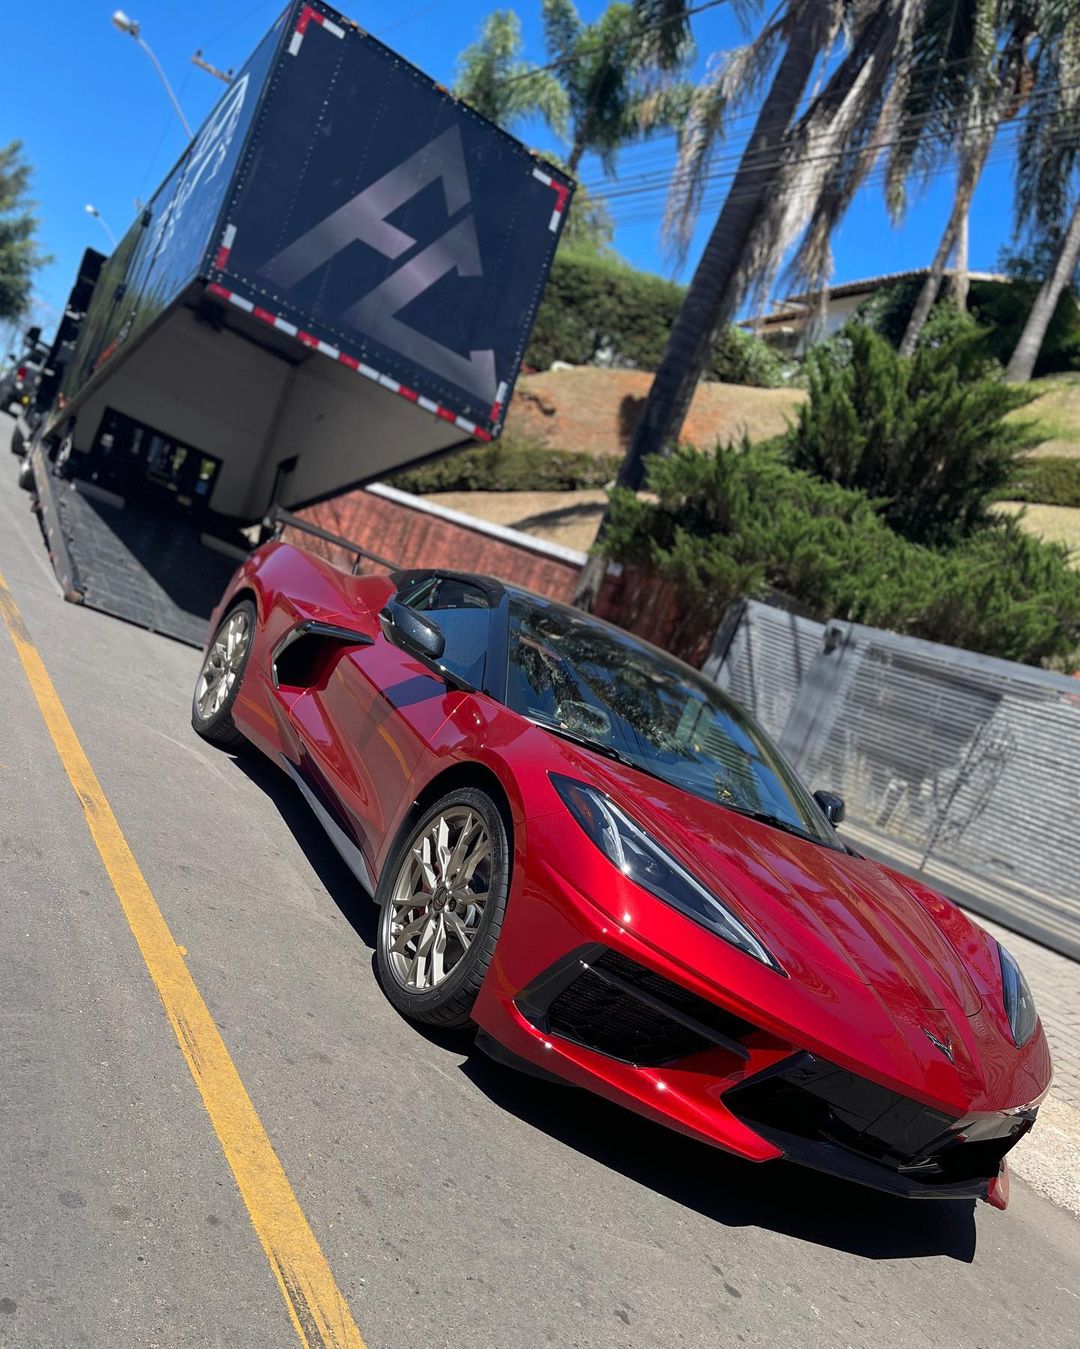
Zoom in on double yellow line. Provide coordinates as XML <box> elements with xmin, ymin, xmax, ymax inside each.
<box><xmin>0</xmin><ymin>574</ymin><xmax>366</xmax><ymax>1349</ymax></box>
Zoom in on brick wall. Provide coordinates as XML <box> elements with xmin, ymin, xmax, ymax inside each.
<box><xmin>292</xmin><ymin>484</ymin><xmax>701</xmax><ymax>662</ymax></box>
<box><xmin>296</xmin><ymin>485</ymin><xmax>584</xmax><ymax>604</ymax></box>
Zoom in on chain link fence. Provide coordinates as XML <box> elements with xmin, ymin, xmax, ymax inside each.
<box><xmin>704</xmin><ymin>600</ymin><xmax>1080</xmax><ymax>960</ymax></box>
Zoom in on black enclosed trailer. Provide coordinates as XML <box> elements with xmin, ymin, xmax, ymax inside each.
<box><xmin>29</xmin><ymin>0</ymin><xmax>571</xmax><ymax>640</ymax></box>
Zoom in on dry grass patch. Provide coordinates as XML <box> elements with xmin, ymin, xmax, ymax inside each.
<box><xmin>993</xmin><ymin>501</ymin><xmax>1080</xmax><ymax>559</ymax></box>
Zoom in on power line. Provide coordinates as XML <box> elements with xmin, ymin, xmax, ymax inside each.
<box><xmin>495</xmin><ymin>0</ymin><xmax>727</xmax><ymax>90</ymax></box>
<box><xmin>583</xmin><ymin>81</ymin><xmax>1080</xmax><ymax>218</ymax></box>
<box><xmin>576</xmin><ymin>51</ymin><xmax>1074</xmax><ymax>194</ymax></box>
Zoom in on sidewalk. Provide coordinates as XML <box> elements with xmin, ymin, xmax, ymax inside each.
<box><xmin>963</xmin><ymin>908</ymin><xmax>1080</xmax><ymax>1215</ymax></box>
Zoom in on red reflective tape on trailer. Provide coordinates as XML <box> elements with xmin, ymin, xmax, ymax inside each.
<box><xmin>205</xmin><ymin>288</ymin><xmax>482</xmax><ymax>438</ymax></box>
<box><xmin>489</xmin><ymin>401</ymin><xmax>503</xmax><ymax>422</ymax></box>
<box><xmin>213</xmin><ymin>245</ymin><xmax>230</xmax><ymax>269</ymax></box>
<box><xmin>297</xmin><ymin>4</ymin><xmax>315</xmax><ymax>33</ymax></box>
<box><xmin>534</xmin><ymin>171</ymin><xmax>571</xmax><ymax>231</ymax></box>
<box><xmin>94</xmin><ymin>337</ymin><xmax>120</xmax><ymax>370</ymax></box>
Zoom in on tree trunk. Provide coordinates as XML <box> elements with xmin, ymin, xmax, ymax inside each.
<box><xmin>950</xmin><ymin>207</ymin><xmax>970</xmax><ymax>311</ymax></box>
<box><xmin>566</xmin><ymin>140</ymin><xmax>586</xmax><ymax>175</ymax></box>
<box><xmin>900</xmin><ymin>143</ymin><xmax>989</xmax><ymax>356</ymax></box>
<box><xmin>1005</xmin><ymin>198</ymin><xmax>1080</xmax><ymax>383</ymax></box>
<box><xmin>573</xmin><ymin>7</ymin><xmax>828</xmax><ymax>608</ymax></box>
<box><xmin>899</xmin><ymin>84</ymin><xmax>1010</xmax><ymax>357</ymax></box>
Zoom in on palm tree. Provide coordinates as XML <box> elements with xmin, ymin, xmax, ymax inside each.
<box><xmin>1005</xmin><ymin>3</ymin><xmax>1080</xmax><ymax>381</ymax></box>
<box><xmin>897</xmin><ymin>3</ymin><xmax>1040</xmax><ymax>357</ymax></box>
<box><xmin>573</xmin><ymin>0</ymin><xmax>853</xmax><ymax>606</ymax></box>
<box><xmin>543</xmin><ymin>0</ymin><xmax>692</xmax><ymax>175</ymax></box>
<box><xmin>454</xmin><ymin>11</ymin><xmax>569</xmax><ymax>136</ymax></box>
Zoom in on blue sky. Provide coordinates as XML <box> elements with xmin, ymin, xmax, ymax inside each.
<box><xmin>4</xmin><ymin>0</ymin><xmax>1020</xmax><ymax>332</ymax></box>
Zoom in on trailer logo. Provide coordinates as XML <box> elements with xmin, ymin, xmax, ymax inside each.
<box><xmin>154</xmin><ymin>74</ymin><xmax>249</xmax><ymax>260</ymax></box>
<box><xmin>259</xmin><ymin>126</ymin><xmax>497</xmax><ymax>402</ymax></box>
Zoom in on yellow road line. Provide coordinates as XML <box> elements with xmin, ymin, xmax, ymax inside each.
<box><xmin>0</xmin><ymin>574</ymin><xmax>366</xmax><ymax>1349</ymax></box>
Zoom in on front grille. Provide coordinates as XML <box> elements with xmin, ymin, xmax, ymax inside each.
<box><xmin>726</xmin><ymin>1053</ymin><xmax>1033</xmax><ymax>1185</ymax></box>
<box><xmin>542</xmin><ymin>949</ymin><xmax>755</xmax><ymax>1066</ymax></box>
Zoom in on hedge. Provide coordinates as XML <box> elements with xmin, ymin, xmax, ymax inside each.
<box><xmin>601</xmin><ymin>442</ymin><xmax>1080</xmax><ymax>670</ymax></box>
<box><xmin>1005</xmin><ymin>456</ymin><xmax>1080</xmax><ymax>507</ymax></box>
<box><xmin>385</xmin><ymin>440</ymin><xmax>620</xmax><ymax>494</ymax></box>
<box><xmin>524</xmin><ymin>248</ymin><xmax>792</xmax><ymax>388</ymax></box>
<box><xmin>868</xmin><ymin>277</ymin><xmax>1080</xmax><ymax>376</ymax></box>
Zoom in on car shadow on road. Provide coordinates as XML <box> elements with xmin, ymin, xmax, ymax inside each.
<box><xmin>229</xmin><ymin>751</ymin><xmax>378</xmax><ymax>948</ymax></box>
<box><xmin>456</xmin><ymin>1053</ymin><xmax>980</xmax><ymax>1264</ymax></box>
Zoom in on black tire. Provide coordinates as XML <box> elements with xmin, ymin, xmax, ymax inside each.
<box><xmin>17</xmin><ymin>456</ymin><xmax>35</xmax><ymax>491</ymax></box>
<box><xmin>190</xmin><ymin>599</ymin><xmax>256</xmax><ymax>751</ymax></box>
<box><xmin>376</xmin><ymin>787</ymin><xmax>510</xmax><ymax>1028</ymax></box>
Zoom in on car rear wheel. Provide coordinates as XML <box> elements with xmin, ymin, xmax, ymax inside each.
<box><xmin>376</xmin><ymin>789</ymin><xmax>510</xmax><ymax>1028</ymax></box>
<box><xmin>191</xmin><ymin>599</ymin><xmax>255</xmax><ymax>750</ymax></box>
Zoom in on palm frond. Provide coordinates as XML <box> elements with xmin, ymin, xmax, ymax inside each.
<box><xmin>661</xmin><ymin>21</ymin><xmax>786</xmax><ymax>262</ymax></box>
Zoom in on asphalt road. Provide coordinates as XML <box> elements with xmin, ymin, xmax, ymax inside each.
<box><xmin>1</xmin><ymin>414</ymin><xmax>1078</xmax><ymax>1349</ymax></box>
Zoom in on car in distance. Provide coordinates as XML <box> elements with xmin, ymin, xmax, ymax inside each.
<box><xmin>193</xmin><ymin>541</ymin><xmax>1051</xmax><ymax>1209</ymax></box>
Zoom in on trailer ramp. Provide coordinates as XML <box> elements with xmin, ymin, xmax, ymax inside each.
<box><xmin>31</xmin><ymin>447</ymin><xmax>242</xmax><ymax>646</ymax></box>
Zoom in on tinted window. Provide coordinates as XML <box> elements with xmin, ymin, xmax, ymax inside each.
<box><xmin>401</xmin><ymin>576</ymin><xmax>491</xmax><ymax>688</ymax></box>
<box><xmin>506</xmin><ymin>598</ymin><xmax>838</xmax><ymax>846</ymax></box>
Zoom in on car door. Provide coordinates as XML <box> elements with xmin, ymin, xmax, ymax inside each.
<box><xmin>286</xmin><ymin>574</ymin><xmax>497</xmax><ymax>889</ymax></box>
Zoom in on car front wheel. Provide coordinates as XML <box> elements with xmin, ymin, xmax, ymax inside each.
<box><xmin>191</xmin><ymin>599</ymin><xmax>255</xmax><ymax>750</ymax></box>
<box><xmin>376</xmin><ymin>788</ymin><xmax>510</xmax><ymax>1028</ymax></box>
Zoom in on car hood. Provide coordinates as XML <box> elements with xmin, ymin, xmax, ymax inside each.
<box><xmin>578</xmin><ymin>756</ymin><xmax>986</xmax><ymax>1024</ymax></box>
<box><xmin>524</xmin><ymin>739</ymin><xmax>1052</xmax><ymax>1114</ymax></box>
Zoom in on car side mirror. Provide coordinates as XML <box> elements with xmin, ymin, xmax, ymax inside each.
<box><xmin>813</xmin><ymin>790</ymin><xmax>845</xmax><ymax>826</ymax></box>
<box><xmin>379</xmin><ymin>597</ymin><xmax>445</xmax><ymax>663</ymax></box>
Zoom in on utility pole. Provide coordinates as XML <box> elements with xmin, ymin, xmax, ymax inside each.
<box><xmin>191</xmin><ymin>49</ymin><xmax>233</xmax><ymax>85</ymax></box>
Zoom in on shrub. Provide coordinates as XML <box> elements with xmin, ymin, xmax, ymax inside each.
<box><xmin>866</xmin><ymin>276</ymin><xmax>1080</xmax><ymax>376</ymax></box>
<box><xmin>525</xmin><ymin>249</ymin><xmax>792</xmax><ymax>386</ymax></box>
<box><xmin>600</xmin><ymin>442</ymin><xmax>1080</xmax><ymax>670</ymax></box>
<box><xmin>711</xmin><ymin>323</ymin><xmax>793</xmax><ymax>388</ymax></box>
<box><xmin>384</xmin><ymin>439</ymin><xmax>619</xmax><ymax>493</ymax></box>
<box><xmin>1004</xmin><ymin>455</ymin><xmax>1080</xmax><ymax>507</ymax></box>
<box><xmin>785</xmin><ymin>317</ymin><xmax>1037</xmax><ymax>546</ymax></box>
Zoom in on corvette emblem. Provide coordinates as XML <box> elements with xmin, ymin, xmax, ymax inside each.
<box><xmin>922</xmin><ymin>1028</ymin><xmax>955</xmax><ymax>1063</ymax></box>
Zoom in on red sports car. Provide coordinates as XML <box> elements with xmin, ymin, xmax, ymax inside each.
<box><xmin>193</xmin><ymin>540</ymin><xmax>1051</xmax><ymax>1210</ymax></box>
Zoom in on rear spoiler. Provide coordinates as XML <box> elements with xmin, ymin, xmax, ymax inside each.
<box><xmin>267</xmin><ymin>506</ymin><xmax>401</xmax><ymax>574</ymax></box>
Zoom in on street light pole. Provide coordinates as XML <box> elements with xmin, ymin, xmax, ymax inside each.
<box><xmin>84</xmin><ymin>204</ymin><xmax>118</xmax><ymax>248</ymax></box>
<box><xmin>112</xmin><ymin>10</ymin><xmax>193</xmax><ymax>140</ymax></box>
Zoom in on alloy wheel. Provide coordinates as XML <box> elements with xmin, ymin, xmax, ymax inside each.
<box><xmin>195</xmin><ymin>609</ymin><xmax>251</xmax><ymax>721</ymax></box>
<box><xmin>386</xmin><ymin>807</ymin><xmax>492</xmax><ymax>991</ymax></box>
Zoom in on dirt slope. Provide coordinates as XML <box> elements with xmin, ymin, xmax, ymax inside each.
<box><xmin>504</xmin><ymin>367</ymin><xmax>805</xmax><ymax>455</ymax></box>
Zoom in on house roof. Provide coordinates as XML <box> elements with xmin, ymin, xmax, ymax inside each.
<box><xmin>741</xmin><ymin>268</ymin><xmax>1010</xmax><ymax>331</ymax></box>
<box><xmin>782</xmin><ymin>268</ymin><xmax>1007</xmax><ymax>305</ymax></box>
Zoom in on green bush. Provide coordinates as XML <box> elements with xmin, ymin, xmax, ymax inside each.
<box><xmin>866</xmin><ymin>277</ymin><xmax>1080</xmax><ymax>376</ymax></box>
<box><xmin>384</xmin><ymin>440</ymin><xmax>619</xmax><ymax>493</ymax></box>
<box><xmin>600</xmin><ymin>442</ymin><xmax>1080</xmax><ymax>670</ymax></box>
<box><xmin>785</xmin><ymin>316</ymin><xmax>1037</xmax><ymax>546</ymax></box>
<box><xmin>525</xmin><ymin>249</ymin><xmax>792</xmax><ymax>387</ymax></box>
<box><xmin>1004</xmin><ymin>455</ymin><xmax>1080</xmax><ymax>507</ymax></box>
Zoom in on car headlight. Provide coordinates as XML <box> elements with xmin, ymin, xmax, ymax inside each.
<box><xmin>998</xmin><ymin>943</ymin><xmax>1038</xmax><ymax>1048</ymax></box>
<box><xmin>551</xmin><ymin>774</ymin><xmax>784</xmax><ymax>974</ymax></box>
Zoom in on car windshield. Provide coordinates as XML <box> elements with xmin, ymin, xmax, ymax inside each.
<box><xmin>505</xmin><ymin>597</ymin><xmax>839</xmax><ymax>847</ymax></box>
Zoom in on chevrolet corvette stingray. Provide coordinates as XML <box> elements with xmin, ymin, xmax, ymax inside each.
<box><xmin>192</xmin><ymin>540</ymin><xmax>1051</xmax><ymax>1209</ymax></box>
